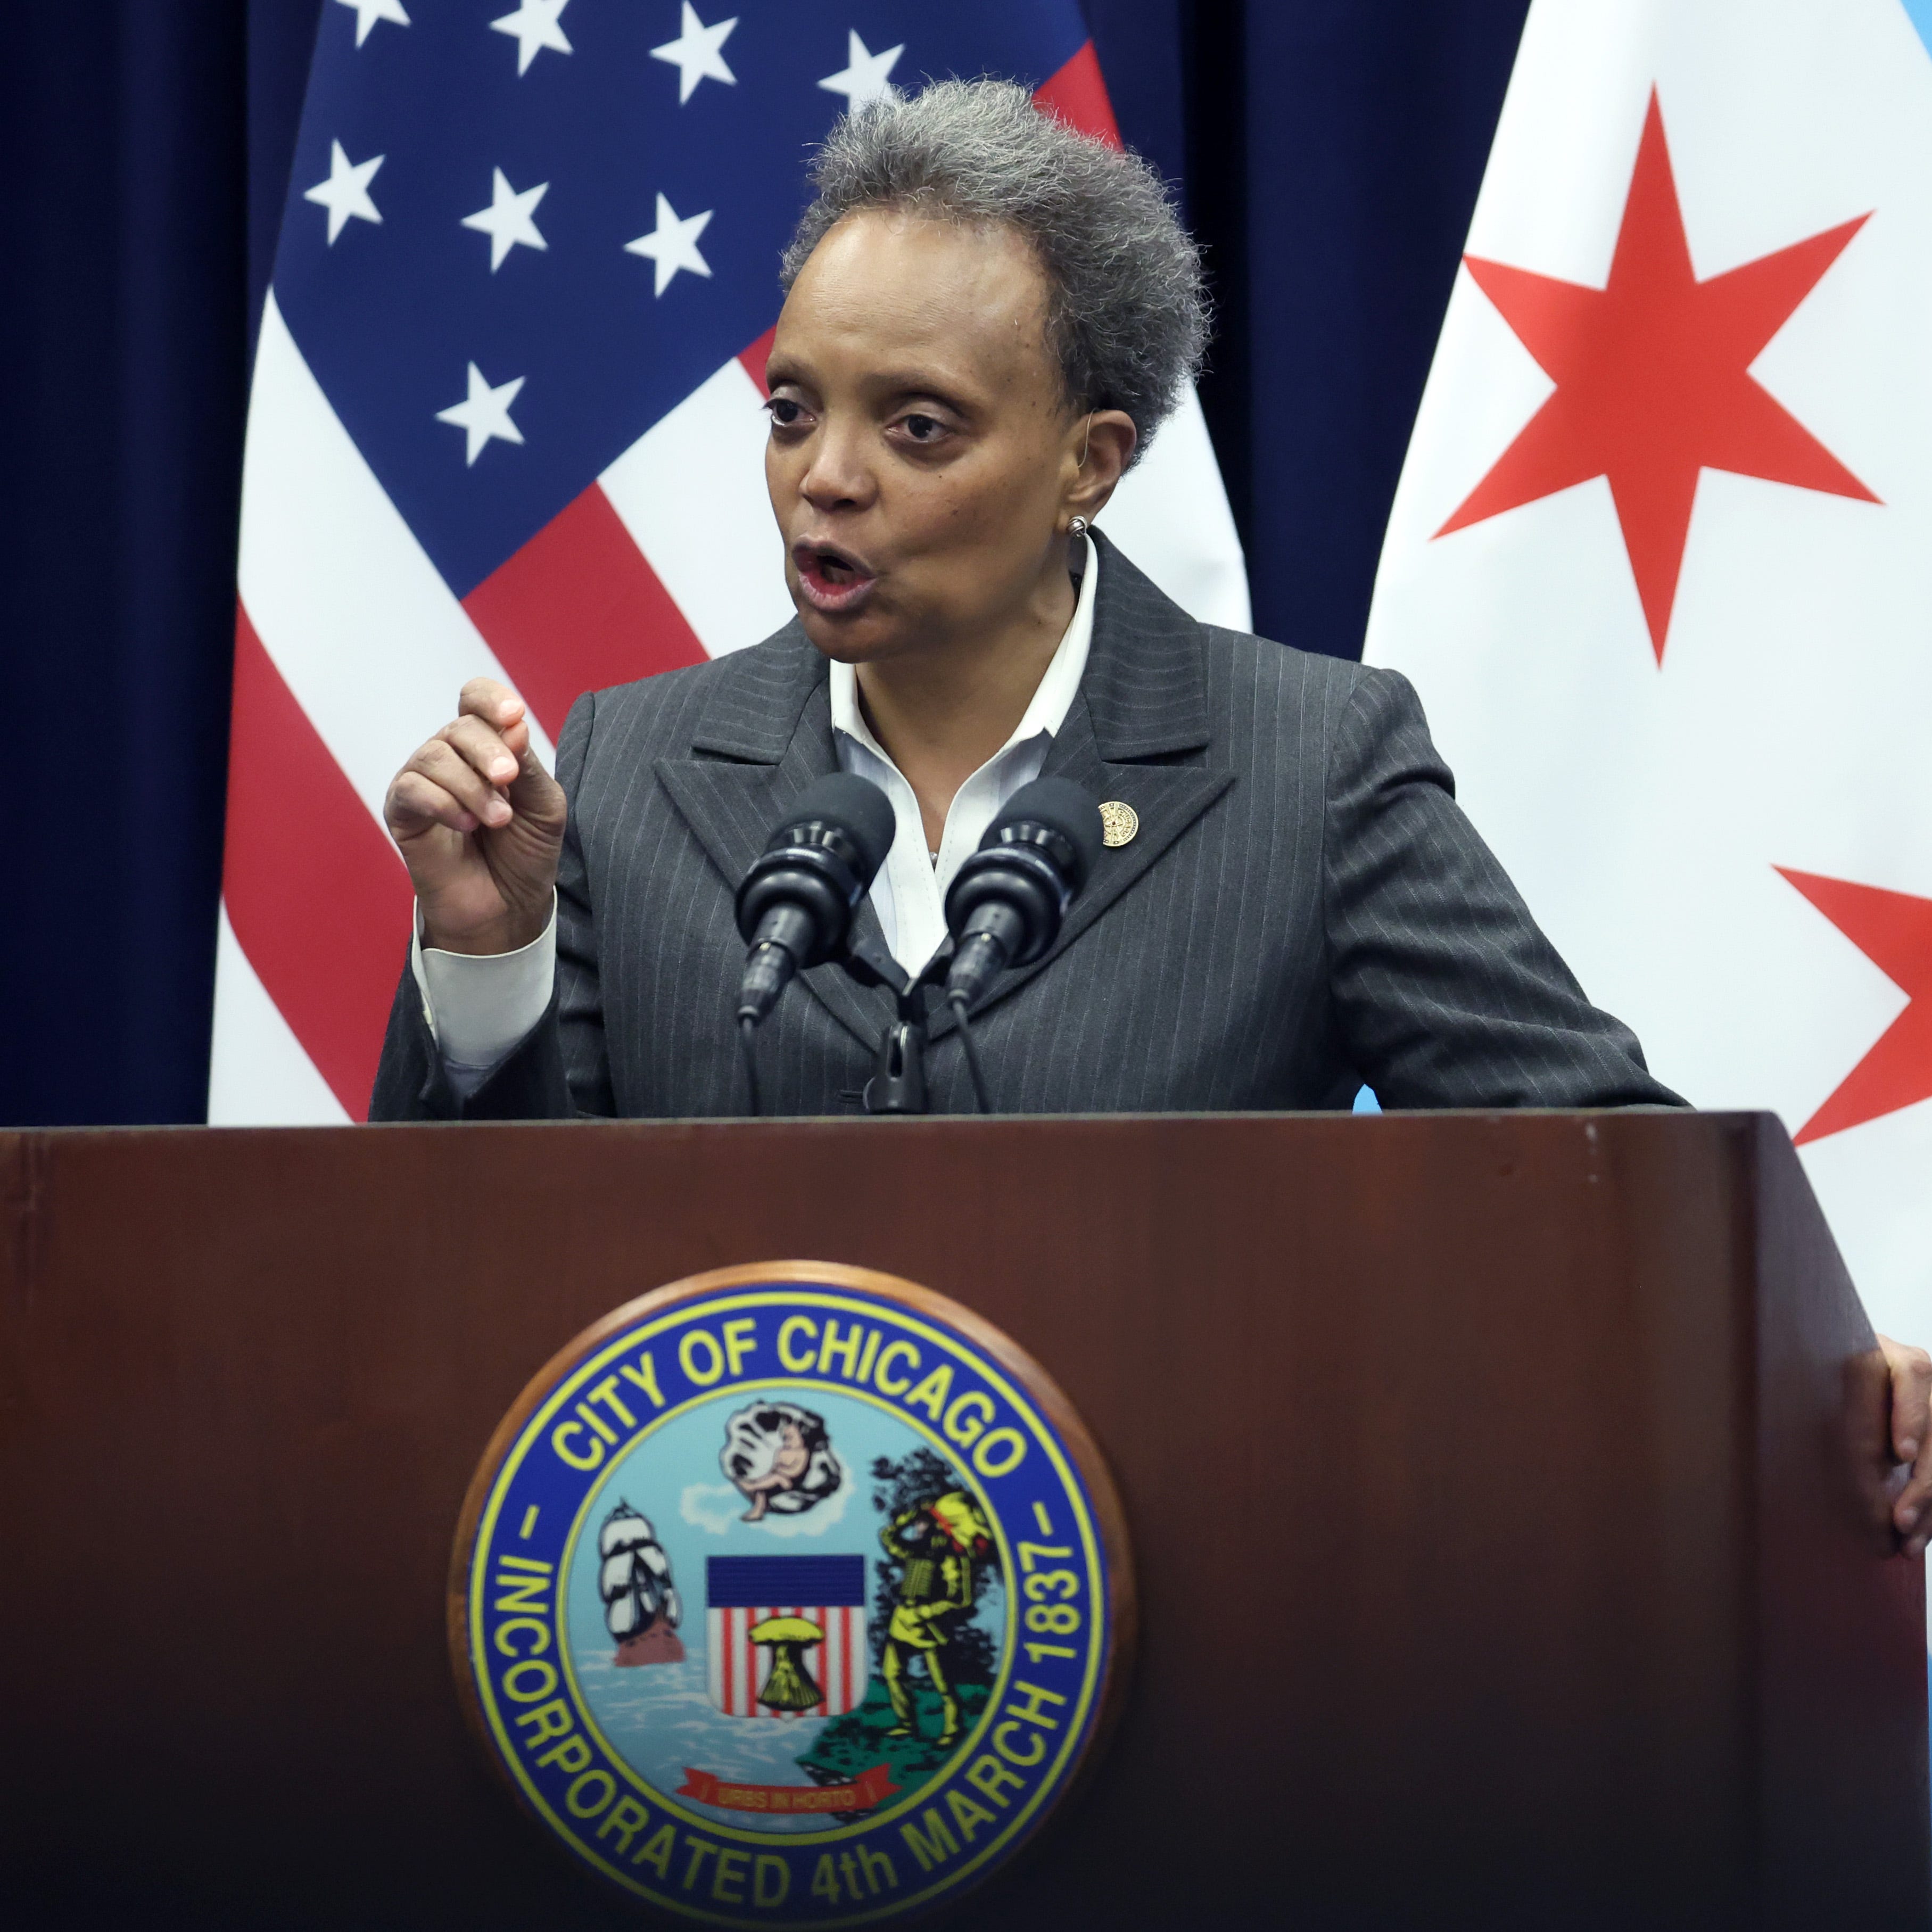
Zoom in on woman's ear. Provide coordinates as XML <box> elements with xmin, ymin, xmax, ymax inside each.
<box><xmin>1065</xmin><ymin>409</ymin><xmax>1137</xmax><ymax>526</ymax></box>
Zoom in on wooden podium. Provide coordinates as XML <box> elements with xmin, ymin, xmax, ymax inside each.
<box><xmin>1</xmin><ymin>1112</ymin><xmax>1924</xmax><ymax>1928</ymax></box>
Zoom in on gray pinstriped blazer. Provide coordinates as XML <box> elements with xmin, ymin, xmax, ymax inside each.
<box><xmin>370</xmin><ymin>531</ymin><xmax>1679</xmax><ymax>1121</ymax></box>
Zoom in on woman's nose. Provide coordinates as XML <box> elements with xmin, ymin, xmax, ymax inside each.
<box><xmin>799</xmin><ymin>424</ymin><xmax>876</xmax><ymax>511</ymax></box>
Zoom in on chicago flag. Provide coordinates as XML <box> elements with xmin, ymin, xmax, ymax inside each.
<box><xmin>1367</xmin><ymin>0</ymin><xmax>1932</xmax><ymax>1346</ymax></box>
<box><xmin>210</xmin><ymin>0</ymin><xmax>1249</xmax><ymax>1126</ymax></box>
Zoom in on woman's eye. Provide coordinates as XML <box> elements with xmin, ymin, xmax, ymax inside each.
<box><xmin>765</xmin><ymin>398</ymin><xmax>806</xmax><ymax>428</ymax></box>
<box><xmin>903</xmin><ymin>414</ymin><xmax>943</xmax><ymax>441</ymax></box>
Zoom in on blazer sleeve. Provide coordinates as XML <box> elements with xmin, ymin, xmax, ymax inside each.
<box><xmin>1321</xmin><ymin>666</ymin><xmax>1682</xmax><ymax>1110</ymax></box>
<box><xmin>367</xmin><ymin>690</ymin><xmax>616</xmax><ymax>1122</ymax></box>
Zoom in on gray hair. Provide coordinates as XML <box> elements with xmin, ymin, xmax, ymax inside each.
<box><xmin>780</xmin><ymin>79</ymin><xmax>1207</xmax><ymax>463</ymax></box>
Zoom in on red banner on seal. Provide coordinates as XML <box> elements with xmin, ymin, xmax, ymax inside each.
<box><xmin>677</xmin><ymin>1763</ymin><xmax>901</xmax><ymax>1814</ymax></box>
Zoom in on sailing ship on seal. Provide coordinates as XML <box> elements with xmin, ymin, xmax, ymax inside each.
<box><xmin>598</xmin><ymin>1502</ymin><xmax>686</xmax><ymax>1666</ymax></box>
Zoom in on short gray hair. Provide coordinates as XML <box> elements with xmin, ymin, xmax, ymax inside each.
<box><xmin>780</xmin><ymin>79</ymin><xmax>1207</xmax><ymax>463</ymax></box>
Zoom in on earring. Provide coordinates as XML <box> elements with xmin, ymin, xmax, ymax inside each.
<box><xmin>1068</xmin><ymin>516</ymin><xmax>1089</xmax><ymax>536</ymax></box>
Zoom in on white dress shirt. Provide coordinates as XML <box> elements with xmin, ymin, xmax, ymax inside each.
<box><xmin>414</xmin><ymin>547</ymin><xmax>1100</xmax><ymax>1092</ymax></box>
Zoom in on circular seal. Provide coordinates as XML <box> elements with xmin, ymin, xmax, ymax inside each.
<box><xmin>451</xmin><ymin>1262</ymin><xmax>1132</xmax><ymax>1926</ymax></box>
<box><xmin>1097</xmin><ymin>800</ymin><xmax>1138</xmax><ymax>848</ymax></box>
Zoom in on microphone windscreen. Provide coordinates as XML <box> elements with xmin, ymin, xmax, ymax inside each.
<box><xmin>773</xmin><ymin>773</ymin><xmax>897</xmax><ymax>885</ymax></box>
<box><xmin>984</xmin><ymin>778</ymin><xmax>1104</xmax><ymax>890</ymax></box>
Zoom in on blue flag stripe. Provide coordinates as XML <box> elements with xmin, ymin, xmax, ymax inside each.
<box><xmin>707</xmin><ymin>1553</ymin><xmax>866</xmax><ymax>1607</ymax></box>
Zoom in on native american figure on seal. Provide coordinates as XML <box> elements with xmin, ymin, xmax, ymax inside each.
<box><xmin>879</xmin><ymin>1490</ymin><xmax>993</xmax><ymax>1746</ymax></box>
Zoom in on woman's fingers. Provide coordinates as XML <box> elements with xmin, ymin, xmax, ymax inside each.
<box><xmin>445</xmin><ymin>684</ymin><xmax>563</xmax><ymax>826</ymax></box>
<box><xmin>382</xmin><ymin>681</ymin><xmax>561</xmax><ymax>951</ymax></box>
<box><xmin>387</xmin><ymin>767</ymin><xmax>481</xmax><ymax>838</ymax></box>
<box><xmin>411</xmin><ymin>739</ymin><xmax>510</xmax><ymax>828</ymax></box>
<box><xmin>458</xmin><ymin>676</ymin><xmax>525</xmax><ymax>733</ymax></box>
<box><xmin>441</xmin><ymin>713</ymin><xmax>521</xmax><ymax>790</ymax></box>
<box><xmin>1878</xmin><ymin>1333</ymin><xmax>1932</xmax><ymax>1554</ymax></box>
<box><xmin>506</xmin><ymin>731</ymin><xmax>568</xmax><ymax>828</ymax></box>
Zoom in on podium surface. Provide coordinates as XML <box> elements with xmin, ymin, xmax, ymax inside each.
<box><xmin>1</xmin><ymin>1111</ymin><xmax>1923</xmax><ymax>1928</ymax></box>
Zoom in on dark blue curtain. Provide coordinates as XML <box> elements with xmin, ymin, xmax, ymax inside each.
<box><xmin>0</xmin><ymin>0</ymin><xmax>1525</xmax><ymax>1125</ymax></box>
<box><xmin>1087</xmin><ymin>0</ymin><xmax>1533</xmax><ymax>656</ymax></box>
<box><xmin>0</xmin><ymin>0</ymin><xmax>323</xmax><ymax>1128</ymax></box>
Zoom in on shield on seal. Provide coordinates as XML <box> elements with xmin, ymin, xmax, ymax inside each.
<box><xmin>705</xmin><ymin>1554</ymin><xmax>868</xmax><ymax>1719</ymax></box>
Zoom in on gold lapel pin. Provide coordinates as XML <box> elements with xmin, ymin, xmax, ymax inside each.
<box><xmin>1099</xmin><ymin>800</ymin><xmax>1139</xmax><ymax>848</ymax></box>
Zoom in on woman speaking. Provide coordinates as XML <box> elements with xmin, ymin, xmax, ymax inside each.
<box><xmin>371</xmin><ymin>78</ymin><xmax>1676</xmax><ymax>1124</ymax></box>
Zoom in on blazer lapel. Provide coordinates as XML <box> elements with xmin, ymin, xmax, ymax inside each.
<box><xmin>653</xmin><ymin>633</ymin><xmax>895</xmax><ymax>1055</ymax></box>
<box><xmin>926</xmin><ymin>532</ymin><xmax>1236</xmax><ymax>1040</ymax></box>
<box><xmin>652</xmin><ymin>536</ymin><xmax>1235</xmax><ymax>1060</ymax></box>
<box><xmin>924</xmin><ymin>701</ymin><xmax>1233</xmax><ymax>1041</ymax></box>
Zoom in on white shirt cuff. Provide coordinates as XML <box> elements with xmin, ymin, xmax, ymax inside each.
<box><xmin>411</xmin><ymin>897</ymin><xmax>557</xmax><ymax>1092</ymax></box>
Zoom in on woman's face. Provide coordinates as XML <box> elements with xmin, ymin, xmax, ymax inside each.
<box><xmin>764</xmin><ymin>209</ymin><xmax>1114</xmax><ymax>665</ymax></box>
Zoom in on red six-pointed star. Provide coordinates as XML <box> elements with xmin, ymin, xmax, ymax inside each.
<box><xmin>1777</xmin><ymin>870</ymin><xmax>1932</xmax><ymax>1144</ymax></box>
<box><xmin>1437</xmin><ymin>89</ymin><xmax>1878</xmax><ymax>662</ymax></box>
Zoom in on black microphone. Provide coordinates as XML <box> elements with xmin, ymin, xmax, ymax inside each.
<box><xmin>734</xmin><ymin>774</ymin><xmax>896</xmax><ymax>1025</ymax></box>
<box><xmin>943</xmin><ymin>778</ymin><xmax>1103</xmax><ymax>1009</ymax></box>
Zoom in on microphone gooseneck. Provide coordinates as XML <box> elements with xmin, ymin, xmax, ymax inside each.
<box><xmin>737</xmin><ymin>1014</ymin><xmax>763</xmax><ymax>1116</ymax></box>
<box><xmin>943</xmin><ymin>777</ymin><xmax>1104</xmax><ymax>1012</ymax></box>
<box><xmin>947</xmin><ymin>988</ymin><xmax>994</xmax><ymax>1115</ymax></box>
<box><xmin>734</xmin><ymin>774</ymin><xmax>896</xmax><ymax>1026</ymax></box>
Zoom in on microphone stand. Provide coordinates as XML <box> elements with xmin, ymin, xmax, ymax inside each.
<box><xmin>840</xmin><ymin>932</ymin><xmax>939</xmax><ymax>1114</ymax></box>
<box><xmin>838</xmin><ymin>934</ymin><xmax>990</xmax><ymax>1116</ymax></box>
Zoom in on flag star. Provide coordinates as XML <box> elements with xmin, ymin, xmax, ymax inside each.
<box><xmin>461</xmin><ymin>169</ymin><xmax>549</xmax><ymax>271</ymax></box>
<box><xmin>651</xmin><ymin>4</ymin><xmax>737</xmax><ymax>104</ymax></box>
<box><xmin>490</xmin><ymin>0</ymin><xmax>571</xmax><ymax>75</ymax></box>
<box><xmin>1776</xmin><ymin>869</ymin><xmax>1932</xmax><ymax>1144</ymax></box>
<box><xmin>303</xmin><ymin>140</ymin><xmax>384</xmax><ymax>245</ymax></box>
<box><xmin>817</xmin><ymin>30</ymin><xmax>903</xmax><ymax>110</ymax></box>
<box><xmin>624</xmin><ymin>193</ymin><xmax>714</xmax><ymax>296</ymax></box>
<box><xmin>1437</xmin><ymin>91</ymin><xmax>1875</xmax><ymax>664</ymax></box>
<box><xmin>435</xmin><ymin>363</ymin><xmax>526</xmax><ymax>466</ymax></box>
<box><xmin>334</xmin><ymin>0</ymin><xmax>408</xmax><ymax>47</ymax></box>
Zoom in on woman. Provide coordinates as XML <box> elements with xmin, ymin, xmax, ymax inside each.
<box><xmin>375</xmin><ymin>78</ymin><xmax>1669</xmax><ymax>1119</ymax></box>
<box><xmin>371</xmin><ymin>82</ymin><xmax>1932</xmax><ymax>1543</ymax></box>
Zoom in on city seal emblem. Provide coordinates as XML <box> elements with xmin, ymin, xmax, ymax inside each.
<box><xmin>451</xmin><ymin>1262</ymin><xmax>1133</xmax><ymax>1925</ymax></box>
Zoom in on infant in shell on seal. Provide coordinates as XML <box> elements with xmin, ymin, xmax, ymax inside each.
<box><xmin>720</xmin><ymin>1401</ymin><xmax>844</xmax><ymax>1523</ymax></box>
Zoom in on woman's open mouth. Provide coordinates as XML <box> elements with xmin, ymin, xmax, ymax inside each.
<box><xmin>793</xmin><ymin>540</ymin><xmax>878</xmax><ymax>614</ymax></box>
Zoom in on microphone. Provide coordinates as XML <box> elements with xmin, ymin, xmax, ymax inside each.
<box><xmin>943</xmin><ymin>778</ymin><xmax>1103</xmax><ymax>1009</ymax></box>
<box><xmin>734</xmin><ymin>774</ymin><xmax>896</xmax><ymax>1025</ymax></box>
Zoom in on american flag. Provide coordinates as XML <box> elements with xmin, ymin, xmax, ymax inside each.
<box><xmin>211</xmin><ymin>0</ymin><xmax>1249</xmax><ymax>1123</ymax></box>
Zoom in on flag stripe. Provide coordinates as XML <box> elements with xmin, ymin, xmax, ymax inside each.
<box><xmin>842</xmin><ymin>1603</ymin><xmax>853</xmax><ymax>1718</ymax></box>
<box><xmin>738</xmin><ymin>324</ymin><xmax>776</xmax><ymax>399</ymax></box>
<box><xmin>223</xmin><ymin>602</ymin><xmax>414</xmax><ymax>1120</ymax></box>
<box><xmin>209</xmin><ymin>906</ymin><xmax>352</xmax><ymax>1125</ymax></box>
<box><xmin>463</xmin><ymin>482</ymin><xmax>708</xmax><ymax>743</ymax></box>
<box><xmin>1035</xmin><ymin>41</ymin><xmax>1123</xmax><ymax>148</ymax></box>
<box><xmin>598</xmin><ymin>354</ymin><xmax>796</xmax><ymax>661</ymax></box>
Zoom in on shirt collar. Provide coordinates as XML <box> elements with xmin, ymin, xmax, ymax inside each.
<box><xmin>829</xmin><ymin>538</ymin><xmax>1100</xmax><ymax>762</ymax></box>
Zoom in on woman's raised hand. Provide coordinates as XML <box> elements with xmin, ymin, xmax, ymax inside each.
<box><xmin>383</xmin><ymin>679</ymin><xmax>566</xmax><ymax>955</ymax></box>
